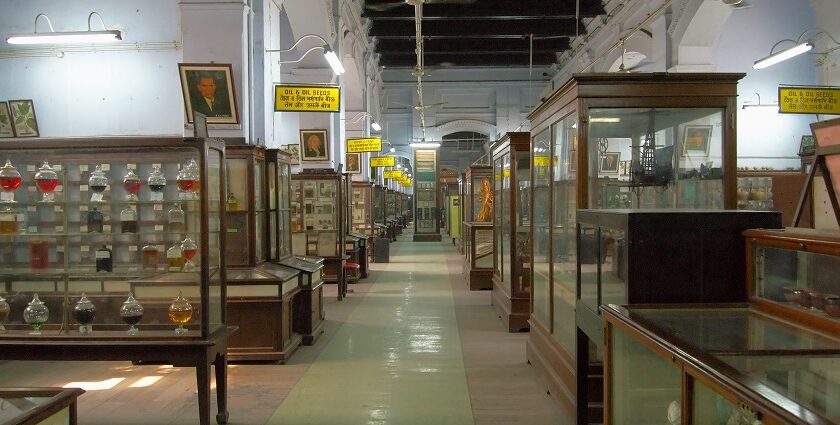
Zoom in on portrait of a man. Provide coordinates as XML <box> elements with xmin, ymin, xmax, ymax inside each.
<box><xmin>599</xmin><ymin>152</ymin><xmax>620</xmax><ymax>174</ymax></box>
<box><xmin>178</xmin><ymin>63</ymin><xmax>239</xmax><ymax>124</ymax></box>
<box><xmin>682</xmin><ymin>125</ymin><xmax>712</xmax><ymax>157</ymax></box>
<box><xmin>346</xmin><ymin>152</ymin><xmax>361</xmax><ymax>174</ymax></box>
<box><xmin>300</xmin><ymin>129</ymin><xmax>329</xmax><ymax>161</ymax></box>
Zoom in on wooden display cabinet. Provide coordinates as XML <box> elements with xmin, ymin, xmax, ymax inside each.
<box><xmin>462</xmin><ymin>222</ymin><xmax>493</xmax><ymax>290</ymax></box>
<box><xmin>222</xmin><ymin>144</ymin><xmax>302</xmax><ymax>363</ymax></box>
<box><xmin>463</xmin><ymin>166</ymin><xmax>493</xmax><ymax>289</ymax></box>
<box><xmin>414</xmin><ymin>148</ymin><xmax>442</xmax><ymax>241</ymax></box>
<box><xmin>0</xmin><ymin>387</ymin><xmax>84</xmax><ymax>425</ymax></box>
<box><xmin>351</xmin><ymin>181</ymin><xmax>375</xmax><ymax>237</ymax></box>
<box><xmin>0</xmin><ymin>137</ymin><xmax>233</xmax><ymax>425</ymax></box>
<box><xmin>386</xmin><ymin>189</ymin><xmax>400</xmax><ymax>237</ymax></box>
<box><xmin>491</xmin><ymin>132</ymin><xmax>532</xmax><ymax>332</ymax></box>
<box><xmin>458</xmin><ymin>173</ymin><xmax>466</xmax><ymax>254</ymax></box>
<box><xmin>524</xmin><ymin>73</ymin><xmax>745</xmax><ymax>423</ymax></box>
<box><xmin>279</xmin><ymin>255</ymin><xmax>325</xmax><ymax>345</ymax></box>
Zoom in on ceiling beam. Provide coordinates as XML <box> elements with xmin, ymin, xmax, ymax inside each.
<box><xmin>363</xmin><ymin>1</ymin><xmax>605</xmax><ymax>19</ymax></box>
<box><xmin>380</xmin><ymin>52</ymin><xmax>557</xmax><ymax>67</ymax></box>
<box><xmin>375</xmin><ymin>37</ymin><xmax>569</xmax><ymax>53</ymax></box>
<box><xmin>370</xmin><ymin>18</ymin><xmax>583</xmax><ymax>38</ymax></box>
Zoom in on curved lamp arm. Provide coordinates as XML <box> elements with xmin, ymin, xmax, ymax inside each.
<box><xmin>265</xmin><ymin>33</ymin><xmax>329</xmax><ymax>53</ymax></box>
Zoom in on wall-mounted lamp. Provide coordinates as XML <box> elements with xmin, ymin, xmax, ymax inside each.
<box><xmin>409</xmin><ymin>141</ymin><xmax>441</xmax><ymax>148</ymax></box>
<box><xmin>345</xmin><ymin>111</ymin><xmax>382</xmax><ymax>132</ymax></box>
<box><xmin>6</xmin><ymin>12</ymin><xmax>122</xmax><ymax>45</ymax></box>
<box><xmin>266</xmin><ymin>34</ymin><xmax>344</xmax><ymax>76</ymax></box>
<box><xmin>741</xmin><ymin>93</ymin><xmax>778</xmax><ymax>110</ymax></box>
<box><xmin>753</xmin><ymin>28</ymin><xmax>838</xmax><ymax>69</ymax></box>
<box><xmin>371</xmin><ymin>121</ymin><xmax>382</xmax><ymax>132</ymax></box>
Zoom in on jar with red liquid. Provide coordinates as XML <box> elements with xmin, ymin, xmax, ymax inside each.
<box><xmin>34</xmin><ymin>162</ymin><xmax>59</xmax><ymax>202</ymax></box>
<box><xmin>29</xmin><ymin>239</ymin><xmax>49</xmax><ymax>269</ymax></box>
<box><xmin>0</xmin><ymin>159</ymin><xmax>22</xmax><ymax>203</ymax></box>
<box><xmin>176</xmin><ymin>159</ymin><xmax>199</xmax><ymax>200</ymax></box>
<box><xmin>123</xmin><ymin>169</ymin><xmax>141</xmax><ymax>202</ymax></box>
<box><xmin>181</xmin><ymin>236</ymin><xmax>198</xmax><ymax>271</ymax></box>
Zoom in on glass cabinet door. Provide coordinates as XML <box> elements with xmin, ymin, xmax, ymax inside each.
<box><xmin>532</xmin><ymin>129</ymin><xmax>551</xmax><ymax>325</ymax></box>
<box><xmin>552</xmin><ymin>115</ymin><xmax>578</xmax><ymax>351</ymax></box>
<box><xmin>494</xmin><ymin>156</ymin><xmax>504</xmax><ymax>282</ymax></box>
<box><xmin>278</xmin><ymin>162</ymin><xmax>291</xmax><ymax>258</ymax></box>
<box><xmin>254</xmin><ymin>158</ymin><xmax>265</xmax><ymax>262</ymax></box>
<box><xmin>513</xmin><ymin>149</ymin><xmax>531</xmax><ymax>299</ymax></box>
<box><xmin>267</xmin><ymin>158</ymin><xmax>277</xmax><ymax>260</ymax></box>
<box><xmin>225</xmin><ymin>157</ymin><xmax>249</xmax><ymax>266</ymax></box>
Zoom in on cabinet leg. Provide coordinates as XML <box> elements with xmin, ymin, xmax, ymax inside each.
<box><xmin>215</xmin><ymin>353</ymin><xmax>229</xmax><ymax>424</ymax></box>
<box><xmin>196</xmin><ymin>359</ymin><xmax>211</xmax><ymax>425</ymax></box>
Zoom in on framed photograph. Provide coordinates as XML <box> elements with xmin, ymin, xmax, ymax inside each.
<box><xmin>283</xmin><ymin>144</ymin><xmax>301</xmax><ymax>165</ymax></box>
<box><xmin>346</xmin><ymin>152</ymin><xmax>361</xmax><ymax>174</ymax></box>
<box><xmin>798</xmin><ymin>135</ymin><xmax>816</xmax><ymax>157</ymax></box>
<box><xmin>599</xmin><ymin>152</ymin><xmax>620</xmax><ymax>174</ymax></box>
<box><xmin>0</xmin><ymin>102</ymin><xmax>14</xmax><ymax>137</ymax></box>
<box><xmin>300</xmin><ymin>129</ymin><xmax>329</xmax><ymax>161</ymax></box>
<box><xmin>178</xmin><ymin>63</ymin><xmax>239</xmax><ymax>125</ymax></box>
<box><xmin>8</xmin><ymin>99</ymin><xmax>39</xmax><ymax>137</ymax></box>
<box><xmin>682</xmin><ymin>125</ymin><xmax>712</xmax><ymax>157</ymax></box>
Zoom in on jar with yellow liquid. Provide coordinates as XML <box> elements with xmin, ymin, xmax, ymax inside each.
<box><xmin>168</xmin><ymin>291</ymin><xmax>192</xmax><ymax>335</ymax></box>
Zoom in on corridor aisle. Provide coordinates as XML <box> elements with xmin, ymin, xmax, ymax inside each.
<box><xmin>267</xmin><ymin>237</ymin><xmax>474</xmax><ymax>425</ymax></box>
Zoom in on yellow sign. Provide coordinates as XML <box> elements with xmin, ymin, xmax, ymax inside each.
<box><xmin>401</xmin><ymin>180</ymin><xmax>412</xmax><ymax>187</ymax></box>
<box><xmin>370</xmin><ymin>156</ymin><xmax>395</xmax><ymax>167</ymax></box>
<box><xmin>274</xmin><ymin>85</ymin><xmax>340</xmax><ymax>112</ymax></box>
<box><xmin>347</xmin><ymin>137</ymin><xmax>382</xmax><ymax>153</ymax></box>
<box><xmin>533</xmin><ymin>156</ymin><xmax>551</xmax><ymax>167</ymax></box>
<box><xmin>383</xmin><ymin>170</ymin><xmax>404</xmax><ymax>180</ymax></box>
<box><xmin>779</xmin><ymin>86</ymin><xmax>840</xmax><ymax>115</ymax></box>
<box><xmin>503</xmin><ymin>169</ymin><xmax>510</xmax><ymax>177</ymax></box>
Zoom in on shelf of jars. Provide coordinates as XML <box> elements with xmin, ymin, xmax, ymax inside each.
<box><xmin>0</xmin><ymin>136</ymin><xmax>232</xmax><ymax>425</ymax></box>
<box><xmin>737</xmin><ymin>167</ymin><xmax>808</xmax><ymax>227</ymax></box>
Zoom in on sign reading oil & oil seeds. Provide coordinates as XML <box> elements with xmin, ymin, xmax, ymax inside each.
<box><xmin>370</xmin><ymin>156</ymin><xmax>395</xmax><ymax>167</ymax></box>
<box><xmin>347</xmin><ymin>137</ymin><xmax>382</xmax><ymax>153</ymax></box>
<box><xmin>274</xmin><ymin>84</ymin><xmax>340</xmax><ymax>112</ymax></box>
<box><xmin>778</xmin><ymin>86</ymin><xmax>840</xmax><ymax>115</ymax></box>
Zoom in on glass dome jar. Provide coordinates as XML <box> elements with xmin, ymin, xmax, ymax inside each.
<box><xmin>168</xmin><ymin>291</ymin><xmax>193</xmax><ymax>335</ymax></box>
<box><xmin>120</xmin><ymin>206</ymin><xmax>138</xmax><ymax>234</ymax></box>
<box><xmin>34</xmin><ymin>161</ymin><xmax>59</xmax><ymax>202</ymax></box>
<box><xmin>167</xmin><ymin>203</ymin><xmax>186</xmax><ymax>233</ymax></box>
<box><xmin>122</xmin><ymin>169</ymin><xmax>141</xmax><ymax>201</ymax></box>
<box><xmin>88</xmin><ymin>164</ymin><xmax>109</xmax><ymax>202</ymax></box>
<box><xmin>0</xmin><ymin>159</ymin><xmax>22</xmax><ymax>203</ymax></box>
<box><xmin>147</xmin><ymin>164</ymin><xmax>167</xmax><ymax>201</ymax></box>
<box><xmin>176</xmin><ymin>159</ymin><xmax>199</xmax><ymax>200</ymax></box>
<box><xmin>119</xmin><ymin>293</ymin><xmax>144</xmax><ymax>335</ymax></box>
<box><xmin>23</xmin><ymin>293</ymin><xmax>49</xmax><ymax>335</ymax></box>
<box><xmin>0</xmin><ymin>295</ymin><xmax>9</xmax><ymax>332</ymax></box>
<box><xmin>181</xmin><ymin>236</ymin><xmax>198</xmax><ymax>271</ymax></box>
<box><xmin>73</xmin><ymin>293</ymin><xmax>96</xmax><ymax>334</ymax></box>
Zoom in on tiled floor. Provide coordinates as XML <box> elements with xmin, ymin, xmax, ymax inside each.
<box><xmin>0</xmin><ymin>229</ymin><xmax>566</xmax><ymax>424</ymax></box>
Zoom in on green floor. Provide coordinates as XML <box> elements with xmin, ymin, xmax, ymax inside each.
<box><xmin>267</xmin><ymin>239</ymin><xmax>474</xmax><ymax>425</ymax></box>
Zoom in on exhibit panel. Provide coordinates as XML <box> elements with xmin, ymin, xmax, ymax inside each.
<box><xmin>266</xmin><ymin>149</ymin><xmax>293</xmax><ymax>262</ymax></box>
<box><xmin>290</xmin><ymin>169</ymin><xmax>346</xmax><ymax>285</ymax></box>
<box><xmin>413</xmin><ymin>148</ymin><xmax>441</xmax><ymax>241</ymax></box>
<box><xmin>351</xmin><ymin>181</ymin><xmax>374</xmax><ymax>236</ymax></box>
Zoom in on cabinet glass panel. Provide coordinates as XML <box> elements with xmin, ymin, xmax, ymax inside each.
<box><xmin>374</xmin><ymin>186</ymin><xmax>384</xmax><ymax>224</ymax></box>
<box><xmin>692</xmin><ymin>374</ymin><xmax>766</xmax><ymax>425</ymax></box>
<box><xmin>552</xmin><ymin>114</ymin><xmax>577</xmax><ymax>351</ymax></box>
<box><xmin>290</xmin><ymin>173</ymin><xmax>341</xmax><ymax>258</ymax></box>
<box><xmin>610</xmin><ymin>324</ymin><xmax>681</xmax><ymax>425</ymax></box>
<box><xmin>514</xmin><ymin>149</ymin><xmax>531</xmax><ymax>299</ymax></box>
<box><xmin>475</xmin><ymin>228</ymin><xmax>493</xmax><ymax>268</ymax></box>
<box><xmin>224</xmin><ymin>158</ymin><xmax>248</xmax><ymax>266</ymax></box>
<box><xmin>494</xmin><ymin>157</ymin><xmax>504</xmax><ymax>280</ymax></box>
<box><xmin>267</xmin><ymin>159</ymin><xmax>277</xmax><ymax>260</ymax></box>
<box><xmin>532</xmin><ymin>128</ymin><xmax>551</xmax><ymax>325</ymax></box>
<box><xmin>254</xmin><ymin>159</ymin><xmax>265</xmax><ymax>262</ymax></box>
<box><xmin>473</xmin><ymin>174</ymin><xmax>492</xmax><ymax>222</ymax></box>
<box><xmin>588</xmin><ymin>108</ymin><xmax>725</xmax><ymax>210</ymax></box>
<box><xmin>278</xmin><ymin>162</ymin><xmax>291</xmax><ymax>258</ymax></box>
<box><xmin>206</xmin><ymin>148</ymin><xmax>224</xmax><ymax>333</ymax></box>
<box><xmin>579</xmin><ymin>224</ymin><xmax>599</xmax><ymax>312</ymax></box>
<box><xmin>501</xmin><ymin>153</ymin><xmax>511</xmax><ymax>284</ymax></box>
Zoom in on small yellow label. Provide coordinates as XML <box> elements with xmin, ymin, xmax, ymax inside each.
<box><xmin>347</xmin><ymin>138</ymin><xmax>382</xmax><ymax>153</ymax></box>
<box><xmin>533</xmin><ymin>156</ymin><xmax>551</xmax><ymax>167</ymax></box>
<box><xmin>370</xmin><ymin>156</ymin><xmax>396</xmax><ymax>167</ymax></box>
<box><xmin>383</xmin><ymin>170</ymin><xmax>404</xmax><ymax>180</ymax></box>
<box><xmin>274</xmin><ymin>85</ymin><xmax>340</xmax><ymax>112</ymax></box>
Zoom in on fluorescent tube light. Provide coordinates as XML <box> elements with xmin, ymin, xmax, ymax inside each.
<box><xmin>409</xmin><ymin>142</ymin><xmax>441</xmax><ymax>148</ymax></box>
<box><xmin>590</xmin><ymin>117</ymin><xmax>621</xmax><ymax>123</ymax></box>
<box><xmin>389</xmin><ymin>147</ymin><xmax>396</xmax><ymax>152</ymax></box>
<box><xmin>753</xmin><ymin>42</ymin><xmax>813</xmax><ymax>69</ymax></box>
<box><xmin>7</xmin><ymin>30</ymin><xmax>121</xmax><ymax>44</ymax></box>
<box><xmin>323</xmin><ymin>47</ymin><xmax>345</xmax><ymax>75</ymax></box>
<box><xmin>371</xmin><ymin>121</ymin><xmax>382</xmax><ymax>132</ymax></box>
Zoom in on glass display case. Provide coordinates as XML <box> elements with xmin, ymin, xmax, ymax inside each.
<box><xmin>266</xmin><ymin>149</ymin><xmax>293</xmax><ymax>262</ymax></box>
<box><xmin>385</xmin><ymin>189</ymin><xmax>400</xmax><ymax>237</ymax></box>
<box><xmin>414</xmin><ymin>149</ymin><xmax>441</xmax><ymax>241</ymax></box>
<box><xmin>279</xmin><ymin>255</ymin><xmax>325</xmax><ymax>345</ymax></box>
<box><xmin>524</xmin><ymin>73</ymin><xmax>744</xmax><ymax>422</ymax></box>
<box><xmin>351</xmin><ymin>181</ymin><xmax>375</xmax><ymax>237</ymax></box>
<box><xmin>462</xmin><ymin>222</ymin><xmax>493</xmax><ymax>290</ymax></box>
<box><xmin>0</xmin><ymin>387</ymin><xmax>84</xmax><ymax>425</ymax></box>
<box><xmin>290</xmin><ymin>169</ymin><xmax>347</xmax><ymax>286</ymax></box>
<box><xmin>0</xmin><ymin>137</ymin><xmax>233</xmax><ymax>425</ymax></box>
<box><xmin>603</xmin><ymin>305</ymin><xmax>840</xmax><ymax>425</ymax></box>
<box><xmin>462</xmin><ymin>166</ymin><xmax>493</xmax><ymax>287</ymax></box>
<box><xmin>737</xmin><ymin>170</ymin><xmax>808</xmax><ymax>226</ymax></box>
<box><xmin>373</xmin><ymin>184</ymin><xmax>390</xmax><ymax>240</ymax></box>
<box><xmin>491</xmin><ymin>132</ymin><xmax>532</xmax><ymax>332</ymax></box>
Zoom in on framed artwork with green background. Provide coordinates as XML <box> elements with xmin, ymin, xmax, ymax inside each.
<box><xmin>0</xmin><ymin>102</ymin><xmax>14</xmax><ymax>137</ymax></box>
<box><xmin>8</xmin><ymin>99</ymin><xmax>39</xmax><ymax>137</ymax></box>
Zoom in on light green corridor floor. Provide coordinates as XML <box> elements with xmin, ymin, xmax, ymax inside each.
<box><xmin>267</xmin><ymin>237</ymin><xmax>474</xmax><ymax>425</ymax></box>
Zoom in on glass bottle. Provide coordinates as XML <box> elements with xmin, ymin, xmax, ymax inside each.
<box><xmin>147</xmin><ymin>164</ymin><xmax>167</xmax><ymax>202</ymax></box>
<box><xmin>0</xmin><ymin>159</ymin><xmax>22</xmax><ymax>203</ymax></box>
<box><xmin>0</xmin><ymin>295</ymin><xmax>9</xmax><ymax>332</ymax></box>
<box><xmin>119</xmin><ymin>292</ymin><xmax>144</xmax><ymax>335</ymax></box>
<box><xmin>23</xmin><ymin>293</ymin><xmax>49</xmax><ymax>335</ymax></box>
<box><xmin>176</xmin><ymin>159</ymin><xmax>199</xmax><ymax>200</ymax></box>
<box><xmin>120</xmin><ymin>207</ymin><xmax>138</xmax><ymax>233</ymax></box>
<box><xmin>168</xmin><ymin>291</ymin><xmax>193</xmax><ymax>334</ymax></box>
<box><xmin>87</xmin><ymin>207</ymin><xmax>104</xmax><ymax>233</ymax></box>
<box><xmin>166</xmin><ymin>243</ymin><xmax>184</xmax><ymax>272</ymax></box>
<box><xmin>95</xmin><ymin>245</ymin><xmax>113</xmax><ymax>272</ymax></box>
<box><xmin>181</xmin><ymin>236</ymin><xmax>198</xmax><ymax>271</ymax></box>
<box><xmin>34</xmin><ymin>161</ymin><xmax>59</xmax><ymax>202</ymax></box>
<box><xmin>141</xmin><ymin>243</ymin><xmax>160</xmax><ymax>270</ymax></box>
<box><xmin>73</xmin><ymin>293</ymin><xmax>96</xmax><ymax>334</ymax></box>
<box><xmin>122</xmin><ymin>169</ymin><xmax>142</xmax><ymax>202</ymax></box>
<box><xmin>88</xmin><ymin>164</ymin><xmax>109</xmax><ymax>202</ymax></box>
<box><xmin>167</xmin><ymin>203</ymin><xmax>186</xmax><ymax>233</ymax></box>
<box><xmin>29</xmin><ymin>239</ymin><xmax>49</xmax><ymax>269</ymax></box>
<box><xmin>0</xmin><ymin>207</ymin><xmax>16</xmax><ymax>235</ymax></box>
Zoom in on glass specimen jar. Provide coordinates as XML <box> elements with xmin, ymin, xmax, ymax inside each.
<box><xmin>123</xmin><ymin>169</ymin><xmax>142</xmax><ymax>202</ymax></box>
<box><xmin>168</xmin><ymin>291</ymin><xmax>193</xmax><ymax>335</ymax></box>
<box><xmin>87</xmin><ymin>206</ymin><xmax>103</xmax><ymax>233</ymax></box>
<box><xmin>0</xmin><ymin>295</ymin><xmax>9</xmax><ymax>332</ymax></box>
<box><xmin>147</xmin><ymin>164</ymin><xmax>167</xmax><ymax>201</ymax></box>
<box><xmin>88</xmin><ymin>164</ymin><xmax>109</xmax><ymax>202</ymax></box>
<box><xmin>34</xmin><ymin>161</ymin><xmax>59</xmax><ymax>202</ymax></box>
<box><xmin>95</xmin><ymin>245</ymin><xmax>113</xmax><ymax>272</ymax></box>
<box><xmin>176</xmin><ymin>159</ymin><xmax>199</xmax><ymax>200</ymax></box>
<box><xmin>120</xmin><ymin>206</ymin><xmax>138</xmax><ymax>233</ymax></box>
<box><xmin>120</xmin><ymin>293</ymin><xmax>144</xmax><ymax>335</ymax></box>
<box><xmin>181</xmin><ymin>236</ymin><xmax>198</xmax><ymax>271</ymax></box>
<box><xmin>73</xmin><ymin>293</ymin><xmax>96</xmax><ymax>334</ymax></box>
<box><xmin>0</xmin><ymin>159</ymin><xmax>22</xmax><ymax>203</ymax></box>
<box><xmin>141</xmin><ymin>243</ymin><xmax>160</xmax><ymax>271</ymax></box>
<box><xmin>23</xmin><ymin>293</ymin><xmax>49</xmax><ymax>335</ymax></box>
<box><xmin>0</xmin><ymin>207</ymin><xmax>16</xmax><ymax>235</ymax></box>
<box><xmin>168</xmin><ymin>203</ymin><xmax>186</xmax><ymax>233</ymax></box>
<box><xmin>167</xmin><ymin>243</ymin><xmax>184</xmax><ymax>272</ymax></box>
<box><xmin>29</xmin><ymin>239</ymin><xmax>49</xmax><ymax>269</ymax></box>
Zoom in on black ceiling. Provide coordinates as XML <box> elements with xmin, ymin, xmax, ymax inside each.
<box><xmin>363</xmin><ymin>0</ymin><xmax>606</xmax><ymax>68</ymax></box>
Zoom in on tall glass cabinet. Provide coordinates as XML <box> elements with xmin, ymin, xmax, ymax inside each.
<box><xmin>463</xmin><ymin>165</ymin><xmax>494</xmax><ymax>290</ymax></box>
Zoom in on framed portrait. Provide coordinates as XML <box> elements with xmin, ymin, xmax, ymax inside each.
<box><xmin>300</xmin><ymin>129</ymin><xmax>329</xmax><ymax>161</ymax></box>
<box><xmin>346</xmin><ymin>152</ymin><xmax>361</xmax><ymax>174</ymax></box>
<box><xmin>178</xmin><ymin>63</ymin><xmax>239</xmax><ymax>125</ymax></box>
<box><xmin>0</xmin><ymin>102</ymin><xmax>14</xmax><ymax>137</ymax></box>
<box><xmin>8</xmin><ymin>99</ymin><xmax>39</xmax><ymax>137</ymax></box>
<box><xmin>682</xmin><ymin>125</ymin><xmax>712</xmax><ymax>157</ymax></box>
<box><xmin>599</xmin><ymin>152</ymin><xmax>620</xmax><ymax>174</ymax></box>
<box><xmin>283</xmin><ymin>144</ymin><xmax>301</xmax><ymax>165</ymax></box>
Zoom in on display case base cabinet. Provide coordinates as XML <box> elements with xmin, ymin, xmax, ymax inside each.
<box><xmin>491</xmin><ymin>277</ymin><xmax>530</xmax><ymax>332</ymax></box>
<box><xmin>525</xmin><ymin>319</ymin><xmax>576</xmax><ymax>420</ymax></box>
<box><xmin>0</xmin><ymin>328</ymin><xmax>236</xmax><ymax>425</ymax></box>
<box><xmin>293</xmin><ymin>283</ymin><xmax>325</xmax><ymax>345</ymax></box>
<box><xmin>414</xmin><ymin>234</ymin><xmax>442</xmax><ymax>242</ymax></box>
<box><xmin>227</xmin><ymin>292</ymin><xmax>302</xmax><ymax>363</ymax></box>
<box><xmin>463</xmin><ymin>263</ymin><xmax>493</xmax><ymax>291</ymax></box>
<box><xmin>322</xmin><ymin>257</ymin><xmax>346</xmax><ymax>285</ymax></box>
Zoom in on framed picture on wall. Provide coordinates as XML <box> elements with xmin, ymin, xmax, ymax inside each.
<box><xmin>682</xmin><ymin>125</ymin><xmax>712</xmax><ymax>157</ymax></box>
<box><xmin>346</xmin><ymin>152</ymin><xmax>361</xmax><ymax>174</ymax></box>
<box><xmin>300</xmin><ymin>129</ymin><xmax>329</xmax><ymax>161</ymax></box>
<box><xmin>283</xmin><ymin>144</ymin><xmax>301</xmax><ymax>165</ymax></box>
<box><xmin>8</xmin><ymin>99</ymin><xmax>39</xmax><ymax>138</ymax></box>
<box><xmin>178</xmin><ymin>63</ymin><xmax>239</xmax><ymax>125</ymax></box>
<box><xmin>599</xmin><ymin>152</ymin><xmax>620</xmax><ymax>174</ymax></box>
<box><xmin>0</xmin><ymin>102</ymin><xmax>14</xmax><ymax>138</ymax></box>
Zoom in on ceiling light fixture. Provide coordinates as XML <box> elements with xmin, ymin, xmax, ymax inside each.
<box><xmin>390</xmin><ymin>147</ymin><xmax>396</xmax><ymax>153</ymax></box>
<box><xmin>371</xmin><ymin>121</ymin><xmax>382</xmax><ymax>132</ymax></box>
<box><xmin>409</xmin><ymin>142</ymin><xmax>441</xmax><ymax>148</ymax></box>
<box><xmin>590</xmin><ymin>117</ymin><xmax>621</xmax><ymax>123</ymax></box>
<box><xmin>266</xmin><ymin>34</ymin><xmax>344</xmax><ymax>76</ymax></box>
<box><xmin>6</xmin><ymin>12</ymin><xmax>122</xmax><ymax>45</ymax></box>
<box><xmin>753</xmin><ymin>28</ymin><xmax>838</xmax><ymax>70</ymax></box>
<box><xmin>741</xmin><ymin>92</ymin><xmax>778</xmax><ymax>110</ymax></box>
